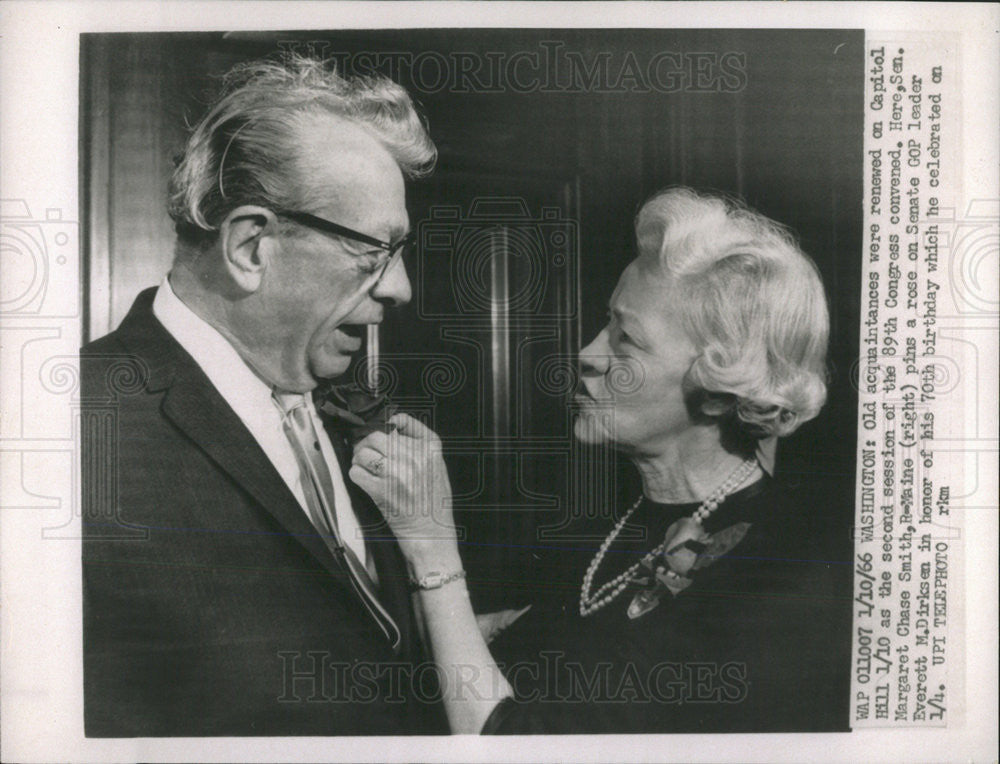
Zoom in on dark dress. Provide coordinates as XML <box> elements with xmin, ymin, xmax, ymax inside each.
<box><xmin>482</xmin><ymin>477</ymin><xmax>850</xmax><ymax>734</ymax></box>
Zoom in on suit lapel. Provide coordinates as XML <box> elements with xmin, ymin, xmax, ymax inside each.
<box><xmin>116</xmin><ymin>289</ymin><xmax>352</xmax><ymax>586</ymax></box>
<box><xmin>162</xmin><ymin>373</ymin><xmax>359</xmax><ymax>585</ymax></box>
<box><xmin>326</xmin><ymin>427</ymin><xmax>416</xmax><ymax>655</ymax></box>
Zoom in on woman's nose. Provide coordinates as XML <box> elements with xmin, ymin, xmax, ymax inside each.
<box><xmin>579</xmin><ymin>328</ymin><xmax>611</xmax><ymax>376</ymax></box>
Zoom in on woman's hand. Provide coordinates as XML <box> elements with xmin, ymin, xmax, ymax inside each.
<box><xmin>349</xmin><ymin>413</ymin><xmax>459</xmax><ymax>568</ymax></box>
<box><xmin>350</xmin><ymin>412</ymin><xmax>513</xmax><ymax>733</ymax></box>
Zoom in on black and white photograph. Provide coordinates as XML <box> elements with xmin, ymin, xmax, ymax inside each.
<box><xmin>1</xmin><ymin>3</ymin><xmax>996</xmax><ymax>762</ymax></box>
<box><xmin>78</xmin><ymin>27</ymin><xmax>859</xmax><ymax>737</ymax></box>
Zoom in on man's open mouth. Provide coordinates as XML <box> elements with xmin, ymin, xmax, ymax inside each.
<box><xmin>338</xmin><ymin>323</ymin><xmax>366</xmax><ymax>341</ymax></box>
<box><xmin>331</xmin><ymin>323</ymin><xmax>367</xmax><ymax>354</ymax></box>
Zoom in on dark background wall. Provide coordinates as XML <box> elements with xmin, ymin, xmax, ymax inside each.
<box><xmin>82</xmin><ymin>30</ymin><xmax>862</xmax><ymax>629</ymax></box>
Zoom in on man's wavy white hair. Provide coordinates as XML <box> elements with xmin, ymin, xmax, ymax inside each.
<box><xmin>636</xmin><ymin>187</ymin><xmax>829</xmax><ymax>439</ymax></box>
<box><xmin>168</xmin><ymin>54</ymin><xmax>437</xmax><ymax>246</ymax></box>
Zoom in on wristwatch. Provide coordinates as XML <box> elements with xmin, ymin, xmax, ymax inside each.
<box><xmin>410</xmin><ymin>569</ymin><xmax>467</xmax><ymax>591</ymax></box>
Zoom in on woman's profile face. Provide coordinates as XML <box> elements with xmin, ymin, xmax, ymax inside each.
<box><xmin>574</xmin><ymin>259</ymin><xmax>700</xmax><ymax>455</ymax></box>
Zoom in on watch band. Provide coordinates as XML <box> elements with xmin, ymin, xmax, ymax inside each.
<box><xmin>411</xmin><ymin>569</ymin><xmax>467</xmax><ymax>591</ymax></box>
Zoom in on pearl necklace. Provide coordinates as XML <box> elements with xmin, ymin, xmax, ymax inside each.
<box><xmin>579</xmin><ymin>456</ymin><xmax>759</xmax><ymax>617</ymax></box>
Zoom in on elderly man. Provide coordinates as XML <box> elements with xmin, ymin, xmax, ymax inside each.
<box><xmin>81</xmin><ymin>56</ymin><xmax>446</xmax><ymax>736</ymax></box>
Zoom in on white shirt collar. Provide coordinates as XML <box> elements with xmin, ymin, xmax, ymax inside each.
<box><xmin>152</xmin><ymin>276</ymin><xmax>276</xmax><ymax>439</ymax></box>
<box><xmin>151</xmin><ymin>277</ymin><xmax>370</xmax><ymax>567</ymax></box>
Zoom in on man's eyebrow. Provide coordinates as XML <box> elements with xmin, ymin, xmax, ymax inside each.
<box><xmin>374</xmin><ymin>213</ymin><xmax>407</xmax><ymax>239</ymax></box>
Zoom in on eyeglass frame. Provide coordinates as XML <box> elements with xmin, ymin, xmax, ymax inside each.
<box><xmin>278</xmin><ymin>209</ymin><xmax>414</xmax><ymax>287</ymax></box>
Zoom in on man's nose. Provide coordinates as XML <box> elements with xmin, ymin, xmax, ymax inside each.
<box><xmin>371</xmin><ymin>257</ymin><xmax>412</xmax><ymax>307</ymax></box>
<box><xmin>579</xmin><ymin>328</ymin><xmax>611</xmax><ymax>376</ymax></box>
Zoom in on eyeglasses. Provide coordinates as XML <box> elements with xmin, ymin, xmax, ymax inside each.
<box><xmin>280</xmin><ymin>210</ymin><xmax>414</xmax><ymax>287</ymax></box>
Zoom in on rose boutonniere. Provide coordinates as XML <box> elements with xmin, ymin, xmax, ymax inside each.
<box><xmin>315</xmin><ymin>382</ymin><xmax>398</xmax><ymax>442</ymax></box>
<box><xmin>626</xmin><ymin>520</ymin><xmax>752</xmax><ymax>620</ymax></box>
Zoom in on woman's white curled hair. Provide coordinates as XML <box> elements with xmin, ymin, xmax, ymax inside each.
<box><xmin>636</xmin><ymin>187</ymin><xmax>830</xmax><ymax>438</ymax></box>
<box><xmin>168</xmin><ymin>54</ymin><xmax>437</xmax><ymax>245</ymax></box>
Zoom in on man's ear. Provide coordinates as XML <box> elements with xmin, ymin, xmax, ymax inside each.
<box><xmin>219</xmin><ymin>205</ymin><xmax>279</xmax><ymax>293</ymax></box>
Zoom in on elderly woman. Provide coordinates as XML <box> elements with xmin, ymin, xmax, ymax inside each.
<box><xmin>350</xmin><ymin>187</ymin><xmax>841</xmax><ymax>734</ymax></box>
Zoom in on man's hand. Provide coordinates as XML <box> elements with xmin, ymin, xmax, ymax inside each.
<box><xmin>349</xmin><ymin>413</ymin><xmax>458</xmax><ymax>567</ymax></box>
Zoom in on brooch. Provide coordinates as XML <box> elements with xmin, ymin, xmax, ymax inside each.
<box><xmin>626</xmin><ymin>520</ymin><xmax>752</xmax><ymax>620</ymax></box>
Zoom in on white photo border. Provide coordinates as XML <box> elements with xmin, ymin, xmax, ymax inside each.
<box><xmin>1</xmin><ymin>2</ymin><xmax>996</xmax><ymax>762</ymax></box>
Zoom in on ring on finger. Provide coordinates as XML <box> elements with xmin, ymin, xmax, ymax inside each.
<box><xmin>368</xmin><ymin>457</ymin><xmax>385</xmax><ymax>475</ymax></box>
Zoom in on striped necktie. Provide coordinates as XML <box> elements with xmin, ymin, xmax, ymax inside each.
<box><xmin>272</xmin><ymin>390</ymin><xmax>401</xmax><ymax>653</ymax></box>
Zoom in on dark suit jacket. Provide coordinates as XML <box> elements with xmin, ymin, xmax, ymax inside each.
<box><xmin>81</xmin><ymin>288</ymin><xmax>446</xmax><ymax>736</ymax></box>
